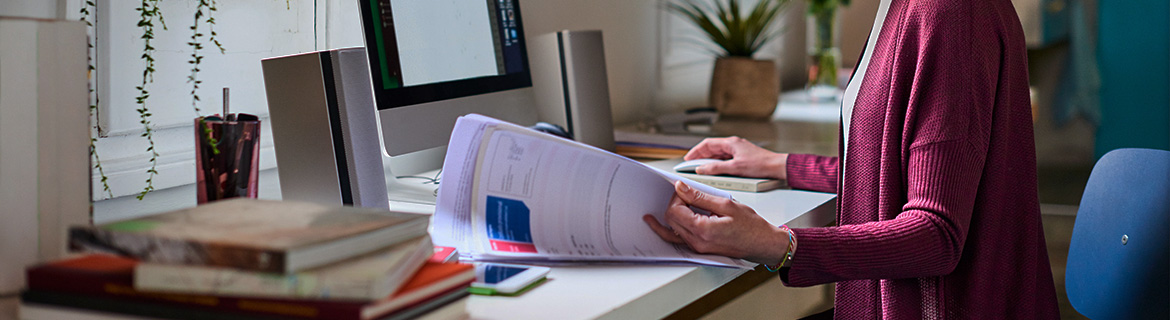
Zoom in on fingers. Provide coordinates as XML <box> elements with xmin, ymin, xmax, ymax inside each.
<box><xmin>695</xmin><ymin>160</ymin><xmax>737</xmax><ymax>176</ymax></box>
<box><xmin>684</xmin><ymin>137</ymin><xmax>737</xmax><ymax>160</ymax></box>
<box><xmin>663</xmin><ymin>201</ymin><xmax>703</xmax><ymax>242</ymax></box>
<box><xmin>642</xmin><ymin>215</ymin><xmax>685</xmax><ymax>244</ymax></box>
<box><xmin>674</xmin><ymin>181</ymin><xmax>740</xmax><ymax>217</ymax></box>
<box><xmin>662</xmin><ymin>200</ymin><xmax>723</xmax><ymax>254</ymax></box>
<box><xmin>660</xmin><ymin>192</ymin><xmax>742</xmax><ymax>255</ymax></box>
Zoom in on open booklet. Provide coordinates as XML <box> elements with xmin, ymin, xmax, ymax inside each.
<box><xmin>432</xmin><ymin>114</ymin><xmax>751</xmax><ymax>269</ymax></box>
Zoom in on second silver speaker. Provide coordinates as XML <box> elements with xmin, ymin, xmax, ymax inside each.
<box><xmin>530</xmin><ymin>30</ymin><xmax>616</xmax><ymax>151</ymax></box>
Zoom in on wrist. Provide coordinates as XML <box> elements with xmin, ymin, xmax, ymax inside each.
<box><xmin>761</xmin><ymin>225</ymin><xmax>791</xmax><ymax>270</ymax></box>
<box><xmin>771</xmin><ymin>153</ymin><xmax>789</xmax><ymax>180</ymax></box>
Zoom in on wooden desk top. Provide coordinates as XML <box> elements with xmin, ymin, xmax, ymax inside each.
<box><xmin>619</xmin><ymin>91</ymin><xmax>841</xmax><ymax>158</ymax></box>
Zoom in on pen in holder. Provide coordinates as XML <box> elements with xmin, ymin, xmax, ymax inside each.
<box><xmin>195</xmin><ymin>88</ymin><xmax>261</xmax><ymax>204</ymax></box>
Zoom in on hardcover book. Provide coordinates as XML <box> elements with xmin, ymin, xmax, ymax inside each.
<box><xmin>20</xmin><ymin>289</ymin><xmax>469</xmax><ymax>320</ymax></box>
<box><xmin>24</xmin><ymin>254</ymin><xmax>474</xmax><ymax>320</ymax></box>
<box><xmin>68</xmin><ymin>198</ymin><xmax>429</xmax><ymax>273</ymax></box>
<box><xmin>134</xmin><ymin>235</ymin><xmax>434</xmax><ymax>301</ymax></box>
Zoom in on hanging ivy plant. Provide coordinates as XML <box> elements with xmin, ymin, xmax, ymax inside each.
<box><xmin>81</xmin><ymin>0</ymin><xmax>114</xmax><ymax>199</ymax></box>
<box><xmin>188</xmin><ymin>0</ymin><xmax>226</xmax><ymax>113</ymax></box>
<box><xmin>132</xmin><ymin>0</ymin><xmax>166</xmax><ymax>200</ymax></box>
<box><xmin>190</xmin><ymin>0</ymin><xmax>226</xmax><ymax>155</ymax></box>
<box><xmin>83</xmin><ymin>0</ymin><xmax>229</xmax><ymax>200</ymax></box>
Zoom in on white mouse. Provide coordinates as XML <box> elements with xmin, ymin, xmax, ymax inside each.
<box><xmin>673</xmin><ymin>158</ymin><xmax>725</xmax><ymax>173</ymax></box>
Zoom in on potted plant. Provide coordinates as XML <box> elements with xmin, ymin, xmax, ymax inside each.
<box><xmin>669</xmin><ymin>0</ymin><xmax>789</xmax><ymax>119</ymax></box>
<box><xmin>806</xmin><ymin>0</ymin><xmax>850</xmax><ymax>99</ymax></box>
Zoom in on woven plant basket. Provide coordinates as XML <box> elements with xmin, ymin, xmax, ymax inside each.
<box><xmin>709</xmin><ymin>57</ymin><xmax>780</xmax><ymax>119</ymax></box>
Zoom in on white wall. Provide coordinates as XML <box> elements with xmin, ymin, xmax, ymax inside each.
<box><xmin>521</xmin><ymin>0</ymin><xmax>809</xmax><ymax>125</ymax></box>
<box><xmin>521</xmin><ymin>0</ymin><xmax>663</xmax><ymax>124</ymax></box>
<box><xmin>0</xmin><ymin>0</ymin><xmax>60</xmax><ymax>19</ymax></box>
<box><xmin>89</xmin><ymin>0</ymin><xmax>814</xmax><ymax>220</ymax></box>
<box><xmin>840</xmin><ymin>0</ymin><xmax>880</xmax><ymax>68</ymax></box>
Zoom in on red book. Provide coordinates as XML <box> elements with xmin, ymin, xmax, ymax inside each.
<box><xmin>25</xmin><ymin>254</ymin><xmax>474</xmax><ymax>320</ymax></box>
<box><xmin>428</xmin><ymin>246</ymin><xmax>458</xmax><ymax>263</ymax></box>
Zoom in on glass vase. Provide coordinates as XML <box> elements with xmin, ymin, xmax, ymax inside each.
<box><xmin>807</xmin><ymin>6</ymin><xmax>842</xmax><ymax>101</ymax></box>
<box><xmin>195</xmin><ymin>113</ymin><xmax>260</xmax><ymax>204</ymax></box>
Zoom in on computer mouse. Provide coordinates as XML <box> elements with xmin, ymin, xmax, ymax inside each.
<box><xmin>530</xmin><ymin>122</ymin><xmax>573</xmax><ymax>139</ymax></box>
<box><xmin>673</xmin><ymin>158</ymin><xmax>725</xmax><ymax>173</ymax></box>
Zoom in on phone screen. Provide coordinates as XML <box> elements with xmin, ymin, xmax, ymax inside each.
<box><xmin>480</xmin><ymin>265</ymin><xmax>529</xmax><ymax>284</ymax></box>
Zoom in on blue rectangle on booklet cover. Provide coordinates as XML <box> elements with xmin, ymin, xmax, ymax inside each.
<box><xmin>485</xmin><ymin>196</ymin><xmax>533</xmax><ymax>243</ymax></box>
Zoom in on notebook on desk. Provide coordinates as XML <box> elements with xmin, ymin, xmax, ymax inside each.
<box><xmin>674</xmin><ymin>172</ymin><xmax>787</xmax><ymax>193</ymax></box>
<box><xmin>652</xmin><ymin>158</ymin><xmax>787</xmax><ymax>193</ymax></box>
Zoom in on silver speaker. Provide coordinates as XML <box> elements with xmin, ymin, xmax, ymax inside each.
<box><xmin>530</xmin><ymin>30</ymin><xmax>616</xmax><ymax>151</ymax></box>
<box><xmin>261</xmin><ymin>47</ymin><xmax>388</xmax><ymax>209</ymax></box>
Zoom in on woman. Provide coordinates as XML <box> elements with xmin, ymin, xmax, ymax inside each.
<box><xmin>643</xmin><ymin>0</ymin><xmax>1060</xmax><ymax>318</ymax></box>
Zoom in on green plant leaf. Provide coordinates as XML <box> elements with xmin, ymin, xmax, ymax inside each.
<box><xmin>668</xmin><ymin>0</ymin><xmax>790</xmax><ymax>57</ymax></box>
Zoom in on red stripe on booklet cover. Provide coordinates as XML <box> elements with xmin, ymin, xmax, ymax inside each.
<box><xmin>489</xmin><ymin>239</ymin><xmax>537</xmax><ymax>253</ymax></box>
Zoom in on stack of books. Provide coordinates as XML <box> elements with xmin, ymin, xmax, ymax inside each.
<box><xmin>19</xmin><ymin>199</ymin><xmax>475</xmax><ymax>320</ymax></box>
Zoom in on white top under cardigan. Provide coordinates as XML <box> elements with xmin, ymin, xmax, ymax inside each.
<box><xmin>841</xmin><ymin>0</ymin><xmax>893</xmax><ymax>171</ymax></box>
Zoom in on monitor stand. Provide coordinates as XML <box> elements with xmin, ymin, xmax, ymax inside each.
<box><xmin>386</xmin><ymin>177</ymin><xmax>441</xmax><ymax>213</ymax></box>
<box><xmin>382</xmin><ymin>147</ymin><xmax>446</xmax><ymax>213</ymax></box>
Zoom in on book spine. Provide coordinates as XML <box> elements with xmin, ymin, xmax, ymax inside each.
<box><xmin>134</xmin><ymin>263</ymin><xmax>378</xmax><ymax>301</ymax></box>
<box><xmin>21</xmin><ymin>290</ymin><xmax>282</xmax><ymax>320</ymax></box>
<box><xmin>680</xmin><ymin>174</ymin><xmax>786</xmax><ymax>193</ymax></box>
<box><xmin>68</xmin><ymin>227</ymin><xmax>288</xmax><ymax>273</ymax></box>
<box><xmin>27</xmin><ymin>266</ymin><xmax>363</xmax><ymax>320</ymax></box>
<box><xmin>377</xmin><ymin>287</ymin><xmax>469</xmax><ymax>320</ymax></box>
<box><xmin>687</xmin><ymin>177</ymin><xmax>760</xmax><ymax>192</ymax></box>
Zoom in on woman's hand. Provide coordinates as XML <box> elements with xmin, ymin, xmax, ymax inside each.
<box><xmin>642</xmin><ymin>181</ymin><xmax>789</xmax><ymax>266</ymax></box>
<box><xmin>684</xmin><ymin>136</ymin><xmax>788</xmax><ymax>180</ymax></box>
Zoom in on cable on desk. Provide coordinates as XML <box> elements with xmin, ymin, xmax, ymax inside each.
<box><xmin>396</xmin><ymin>169</ymin><xmax>442</xmax><ymax>185</ymax></box>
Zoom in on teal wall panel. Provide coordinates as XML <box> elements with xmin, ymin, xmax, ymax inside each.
<box><xmin>1096</xmin><ymin>0</ymin><xmax>1170</xmax><ymax>157</ymax></box>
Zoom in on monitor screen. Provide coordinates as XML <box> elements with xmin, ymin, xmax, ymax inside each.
<box><xmin>359</xmin><ymin>0</ymin><xmax>532</xmax><ymax>110</ymax></box>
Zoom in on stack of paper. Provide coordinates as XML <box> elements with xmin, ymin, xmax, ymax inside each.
<box><xmin>433</xmin><ymin>114</ymin><xmax>751</xmax><ymax>269</ymax></box>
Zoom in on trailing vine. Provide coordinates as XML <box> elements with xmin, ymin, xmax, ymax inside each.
<box><xmin>81</xmin><ymin>0</ymin><xmax>114</xmax><ymax>199</ymax></box>
<box><xmin>85</xmin><ymin>0</ymin><xmax>248</xmax><ymax>200</ymax></box>
<box><xmin>188</xmin><ymin>0</ymin><xmax>225</xmax><ymax>113</ymax></box>
<box><xmin>135</xmin><ymin>0</ymin><xmax>167</xmax><ymax>200</ymax></box>
<box><xmin>190</xmin><ymin>0</ymin><xmax>226</xmax><ymax>155</ymax></box>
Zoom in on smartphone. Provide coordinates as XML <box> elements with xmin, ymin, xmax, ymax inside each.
<box><xmin>469</xmin><ymin>263</ymin><xmax>550</xmax><ymax>296</ymax></box>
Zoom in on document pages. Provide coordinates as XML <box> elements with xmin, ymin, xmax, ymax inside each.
<box><xmin>432</xmin><ymin>114</ymin><xmax>751</xmax><ymax>268</ymax></box>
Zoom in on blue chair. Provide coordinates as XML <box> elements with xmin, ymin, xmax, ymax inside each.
<box><xmin>1066</xmin><ymin>148</ymin><xmax>1170</xmax><ymax>319</ymax></box>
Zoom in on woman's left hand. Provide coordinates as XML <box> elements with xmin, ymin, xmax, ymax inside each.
<box><xmin>643</xmin><ymin>181</ymin><xmax>790</xmax><ymax>266</ymax></box>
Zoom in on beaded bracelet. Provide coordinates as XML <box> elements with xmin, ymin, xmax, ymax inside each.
<box><xmin>764</xmin><ymin>225</ymin><xmax>797</xmax><ymax>272</ymax></box>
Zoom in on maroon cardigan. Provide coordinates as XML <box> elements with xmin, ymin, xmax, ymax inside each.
<box><xmin>780</xmin><ymin>0</ymin><xmax>1059</xmax><ymax>318</ymax></box>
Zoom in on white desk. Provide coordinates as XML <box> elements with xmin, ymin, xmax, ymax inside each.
<box><xmin>461</xmin><ymin>159</ymin><xmax>836</xmax><ymax>320</ymax></box>
<box><xmin>17</xmin><ymin>135</ymin><xmax>836</xmax><ymax>320</ymax></box>
<box><xmin>6</xmin><ymin>180</ymin><xmax>833</xmax><ymax>320</ymax></box>
<box><xmin>772</xmin><ymin>90</ymin><xmax>842</xmax><ymax>123</ymax></box>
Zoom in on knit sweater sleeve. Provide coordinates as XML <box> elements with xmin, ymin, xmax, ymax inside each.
<box><xmin>784</xmin><ymin>154</ymin><xmax>839</xmax><ymax>193</ymax></box>
<box><xmin>780</xmin><ymin>0</ymin><xmax>996</xmax><ymax>286</ymax></box>
<box><xmin>781</xmin><ymin>141</ymin><xmax>987</xmax><ymax>286</ymax></box>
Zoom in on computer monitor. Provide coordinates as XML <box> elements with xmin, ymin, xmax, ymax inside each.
<box><xmin>357</xmin><ymin>0</ymin><xmax>539</xmax><ymax>159</ymax></box>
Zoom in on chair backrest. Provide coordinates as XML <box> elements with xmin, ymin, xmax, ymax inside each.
<box><xmin>1066</xmin><ymin>148</ymin><xmax>1170</xmax><ymax>320</ymax></box>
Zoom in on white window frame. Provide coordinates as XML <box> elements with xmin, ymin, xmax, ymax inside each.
<box><xmin>84</xmin><ymin>0</ymin><xmax>364</xmax><ymax>201</ymax></box>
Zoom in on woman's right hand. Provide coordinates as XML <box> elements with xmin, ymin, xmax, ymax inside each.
<box><xmin>643</xmin><ymin>181</ymin><xmax>790</xmax><ymax>266</ymax></box>
<box><xmin>685</xmin><ymin>136</ymin><xmax>788</xmax><ymax>180</ymax></box>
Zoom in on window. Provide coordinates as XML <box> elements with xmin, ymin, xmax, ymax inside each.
<box><xmin>86</xmin><ymin>0</ymin><xmax>363</xmax><ymax>200</ymax></box>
